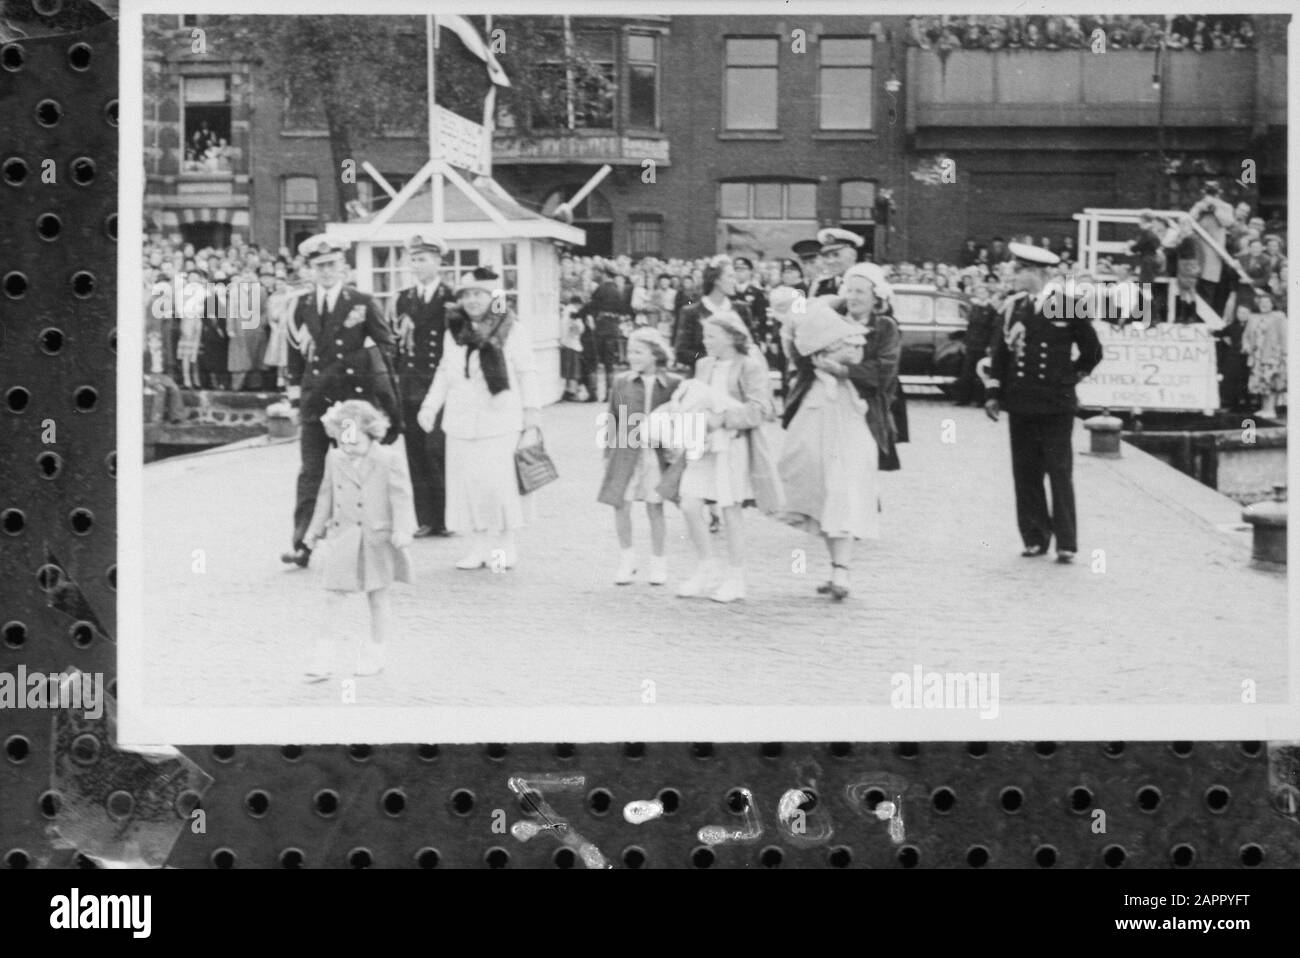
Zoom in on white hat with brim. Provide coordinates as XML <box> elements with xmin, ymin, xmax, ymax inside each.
<box><xmin>298</xmin><ymin>234</ymin><xmax>347</xmax><ymax>264</ymax></box>
<box><xmin>456</xmin><ymin>268</ymin><xmax>502</xmax><ymax>297</ymax></box>
<box><xmin>817</xmin><ymin>227</ymin><xmax>865</xmax><ymax>253</ymax></box>
<box><xmin>405</xmin><ymin>234</ymin><xmax>447</xmax><ymax>257</ymax></box>
<box><xmin>1008</xmin><ymin>241</ymin><xmax>1060</xmax><ymax>268</ymax></box>
<box><xmin>842</xmin><ymin>261</ymin><xmax>893</xmax><ymax>301</ymax></box>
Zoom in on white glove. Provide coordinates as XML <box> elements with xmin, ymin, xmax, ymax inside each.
<box><xmin>417</xmin><ymin>404</ymin><xmax>436</xmax><ymax>433</ymax></box>
<box><xmin>287</xmin><ymin>384</ymin><xmax>301</xmax><ymax>402</ymax></box>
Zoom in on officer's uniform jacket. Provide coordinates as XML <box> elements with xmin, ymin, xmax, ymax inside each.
<box><xmin>986</xmin><ymin>289</ymin><xmax>1104</xmax><ymax>415</ymax></box>
<box><xmin>286</xmin><ymin>284</ymin><xmax>401</xmax><ymax>426</ymax></box>
<box><xmin>393</xmin><ymin>280</ymin><xmax>456</xmax><ymax>404</ymax></box>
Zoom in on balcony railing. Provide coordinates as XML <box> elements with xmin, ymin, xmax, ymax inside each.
<box><xmin>492</xmin><ymin>131</ymin><xmax>670</xmax><ymax>166</ymax></box>
<box><xmin>909</xmin><ymin>49</ymin><xmax>1281</xmax><ymax>129</ymax></box>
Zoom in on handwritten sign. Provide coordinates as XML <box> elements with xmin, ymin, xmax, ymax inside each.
<box><xmin>434</xmin><ymin>104</ymin><xmax>488</xmax><ymax>176</ymax></box>
<box><xmin>1076</xmin><ymin>322</ymin><xmax>1218</xmax><ymax>411</ymax></box>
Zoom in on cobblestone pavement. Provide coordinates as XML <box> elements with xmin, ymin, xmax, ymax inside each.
<box><xmin>142</xmin><ymin>397</ymin><xmax>1287</xmax><ymax>712</ymax></box>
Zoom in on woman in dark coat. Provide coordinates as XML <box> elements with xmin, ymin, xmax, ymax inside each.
<box><xmin>784</xmin><ymin>262</ymin><xmax>904</xmax><ymax>471</ymax></box>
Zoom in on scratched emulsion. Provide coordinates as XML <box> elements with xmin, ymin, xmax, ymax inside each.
<box><xmin>507</xmin><ymin>775</ymin><xmax>612</xmax><ymax>869</ymax></box>
<box><xmin>48</xmin><ymin>681</ymin><xmax>213</xmax><ymax>867</ymax></box>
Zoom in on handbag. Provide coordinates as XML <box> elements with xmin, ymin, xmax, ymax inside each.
<box><xmin>515</xmin><ymin>426</ymin><xmax>558</xmax><ymax>494</ymax></box>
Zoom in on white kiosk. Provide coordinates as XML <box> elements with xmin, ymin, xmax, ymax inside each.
<box><xmin>322</xmin><ymin>17</ymin><xmax>586</xmax><ymax>403</ymax></box>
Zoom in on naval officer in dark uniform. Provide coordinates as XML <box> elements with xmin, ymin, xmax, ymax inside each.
<box><xmin>393</xmin><ymin>235</ymin><xmax>456</xmax><ymax>537</ymax></box>
<box><xmin>812</xmin><ymin>227</ymin><xmax>866</xmax><ymax>297</ymax></box>
<box><xmin>984</xmin><ymin>242</ymin><xmax>1103</xmax><ymax>562</ymax></box>
<box><xmin>281</xmin><ymin>234</ymin><xmax>401</xmax><ymax>567</ymax></box>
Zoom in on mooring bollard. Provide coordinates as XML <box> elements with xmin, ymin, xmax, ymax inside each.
<box><xmin>265</xmin><ymin>401</ymin><xmax>299</xmax><ymax>441</ymax></box>
<box><xmin>1084</xmin><ymin>410</ymin><xmax>1123</xmax><ymax>457</ymax></box>
<box><xmin>1242</xmin><ymin>484</ymin><xmax>1287</xmax><ymax>567</ymax></box>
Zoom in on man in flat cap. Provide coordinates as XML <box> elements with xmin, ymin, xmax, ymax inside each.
<box><xmin>812</xmin><ymin>227</ymin><xmax>866</xmax><ymax>297</ymax></box>
<box><xmin>984</xmin><ymin>242</ymin><xmax>1103</xmax><ymax>563</ymax></box>
<box><xmin>393</xmin><ymin>235</ymin><xmax>456</xmax><ymax>537</ymax></box>
<box><xmin>281</xmin><ymin>234</ymin><xmax>402</xmax><ymax>567</ymax></box>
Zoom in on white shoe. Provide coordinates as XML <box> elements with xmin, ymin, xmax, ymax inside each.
<box><xmin>614</xmin><ymin>550</ymin><xmax>637</xmax><ymax>585</ymax></box>
<box><xmin>710</xmin><ymin>570</ymin><xmax>746</xmax><ymax>604</ymax></box>
<box><xmin>455</xmin><ymin>533</ymin><xmax>487</xmax><ymax>570</ymax></box>
<box><xmin>676</xmin><ymin>562</ymin><xmax>719</xmax><ymax>598</ymax></box>
<box><xmin>647</xmin><ymin>556</ymin><xmax>668</xmax><ymax>586</ymax></box>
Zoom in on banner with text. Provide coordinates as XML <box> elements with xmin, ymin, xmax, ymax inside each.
<box><xmin>1076</xmin><ymin>322</ymin><xmax>1218</xmax><ymax>411</ymax></box>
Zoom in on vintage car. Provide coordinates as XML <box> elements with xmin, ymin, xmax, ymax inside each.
<box><xmin>890</xmin><ymin>284</ymin><xmax>970</xmax><ymax>393</ymax></box>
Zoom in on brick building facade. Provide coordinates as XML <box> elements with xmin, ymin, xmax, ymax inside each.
<box><xmin>144</xmin><ymin>14</ymin><xmax>1287</xmax><ymax>267</ymax></box>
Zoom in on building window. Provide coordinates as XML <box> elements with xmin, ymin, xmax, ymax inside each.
<box><xmin>627</xmin><ymin>33</ymin><xmax>659</xmax><ymax>129</ymax></box>
<box><xmin>182</xmin><ymin>76</ymin><xmax>232</xmax><ymax>173</ymax></box>
<box><xmin>819</xmin><ymin>37</ymin><xmax>873</xmax><ymax>130</ymax></box>
<box><xmin>530</xmin><ymin>29</ymin><xmax>616</xmax><ymax>131</ymax></box>
<box><xmin>628</xmin><ymin>215</ymin><xmax>663</xmax><ymax>257</ymax></box>
<box><xmin>719</xmin><ymin>180</ymin><xmax>816</xmax><ymax>220</ymax></box>
<box><xmin>724</xmin><ymin>37</ymin><xmax>779</xmax><ymax>131</ymax></box>
<box><xmin>281</xmin><ymin>177</ymin><xmax>319</xmax><ymax>252</ymax></box>
<box><xmin>283</xmin><ymin>76</ymin><xmax>326</xmax><ymax>133</ymax></box>
<box><xmin>574</xmin><ymin>31</ymin><xmax>616</xmax><ymax>129</ymax></box>
<box><xmin>716</xmin><ymin>179</ymin><xmax>818</xmax><ymax>259</ymax></box>
<box><xmin>839</xmin><ymin>179</ymin><xmax>876</xmax><ymax>222</ymax></box>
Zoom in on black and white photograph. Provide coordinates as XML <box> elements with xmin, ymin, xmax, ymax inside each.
<box><xmin>116</xmin><ymin>2</ymin><xmax>1294</xmax><ymax>745</ymax></box>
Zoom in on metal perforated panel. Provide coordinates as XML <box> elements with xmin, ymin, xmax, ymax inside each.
<box><xmin>1</xmin><ymin>10</ymin><xmax>1298</xmax><ymax>870</ymax></box>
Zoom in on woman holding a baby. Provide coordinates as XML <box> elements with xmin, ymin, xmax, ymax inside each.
<box><xmin>659</xmin><ymin>311</ymin><xmax>781</xmax><ymax>603</ymax></box>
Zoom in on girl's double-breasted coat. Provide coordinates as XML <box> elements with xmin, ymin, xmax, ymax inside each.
<box><xmin>305</xmin><ymin>442</ymin><xmax>417</xmax><ymax>592</ymax></box>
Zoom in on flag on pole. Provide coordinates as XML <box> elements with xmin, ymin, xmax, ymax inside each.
<box><xmin>436</xmin><ymin>14</ymin><xmax>511</xmax><ymax>87</ymax></box>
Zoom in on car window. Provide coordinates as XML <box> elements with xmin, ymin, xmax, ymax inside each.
<box><xmin>935</xmin><ymin>297</ymin><xmax>966</xmax><ymax>326</ymax></box>
<box><xmin>892</xmin><ymin>295</ymin><xmax>933</xmax><ymax>325</ymax></box>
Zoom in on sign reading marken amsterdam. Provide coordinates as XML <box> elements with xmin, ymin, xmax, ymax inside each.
<box><xmin>434</xmin><ymin>104</ymin><xmax>488</xmax><ymax>176</ymax></box>
<box><xmin>1076</xmin><ymin>322</ymin><xmax>1219</xmax><ymax>411</ymax></box>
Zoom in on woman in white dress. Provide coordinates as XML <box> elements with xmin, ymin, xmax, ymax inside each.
<box><xmin>418</xmin><ymin>268</ymin><xmax>541</xmax><ymax>570</ymax></box>
<box><xmin>776</xmin><ymin>302</ymin><xmax>879</xmax><ymax>600</ymax></box>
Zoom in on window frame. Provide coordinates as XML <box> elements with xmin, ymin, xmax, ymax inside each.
<box><xmin>838</xmin><ymin>178</ymin><xmax>877</xmax><ymax>224</ymax></box>
<box><xmin>625</xmin><ymin>31</ymin><xmax>660</xmax><ymax>132</ymax></box>
<box><xmin>722</xmin><ymin>36</ymin><xmax>780</xmax><ymax>132</ymax></box>
<box><xmin>717</xmin><ymin>180</ymin><xmax>818</xmax><ymax>220</ymax></box>
<box><xmin>627</xmin><ymin>213</ymin><xmax>664</xmax><ymax>258</ymax></box>
<box><xmin>817</xmin><ymin>35</ymin><xmax>874</xmax><ymax>132</ymax></box>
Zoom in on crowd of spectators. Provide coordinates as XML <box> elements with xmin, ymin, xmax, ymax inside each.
<box><xmin>906</xmin><ymin>15</ymin><xmax>1256</xmax><ymax>52</ymax></box>
<box><xmin>142</xmin><ymin>189</ymin><xmax>1286</xmax><ymax>418</ymax></box>
<box><xmin>184</xmin><ymin>120</ymin><xmax>235</xmax><ymax>173</ymax></box>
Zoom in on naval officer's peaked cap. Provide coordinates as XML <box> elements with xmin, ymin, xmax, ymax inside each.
<box><xmin>297</xmin><ymin>234</ymin><xmax>348</xmax><ymax>263</ymax></box>
<box><xmin>405</xmin><ymin>234</ymin><xmax>447</xmax><ymax>256</ymax></box>
<box><xmin>1008</xmin><ymin>241</ymin><xmax>1060</xmax><ymax>268</ymax></box>
<box><xmin>817</xmin><ymin>227</ymin><xmax>865</xmax><ymax>253</ymax></box>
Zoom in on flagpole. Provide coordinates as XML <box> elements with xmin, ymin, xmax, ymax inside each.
<box><xmin>483</xmin><ymin>14</ymin><xmax>494</xmax><ymax>179</ymax></box>
<box><xmin>428</xmin><ymin>15</ymin><xmax>444</xmax><ymax>226</ymax></box>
